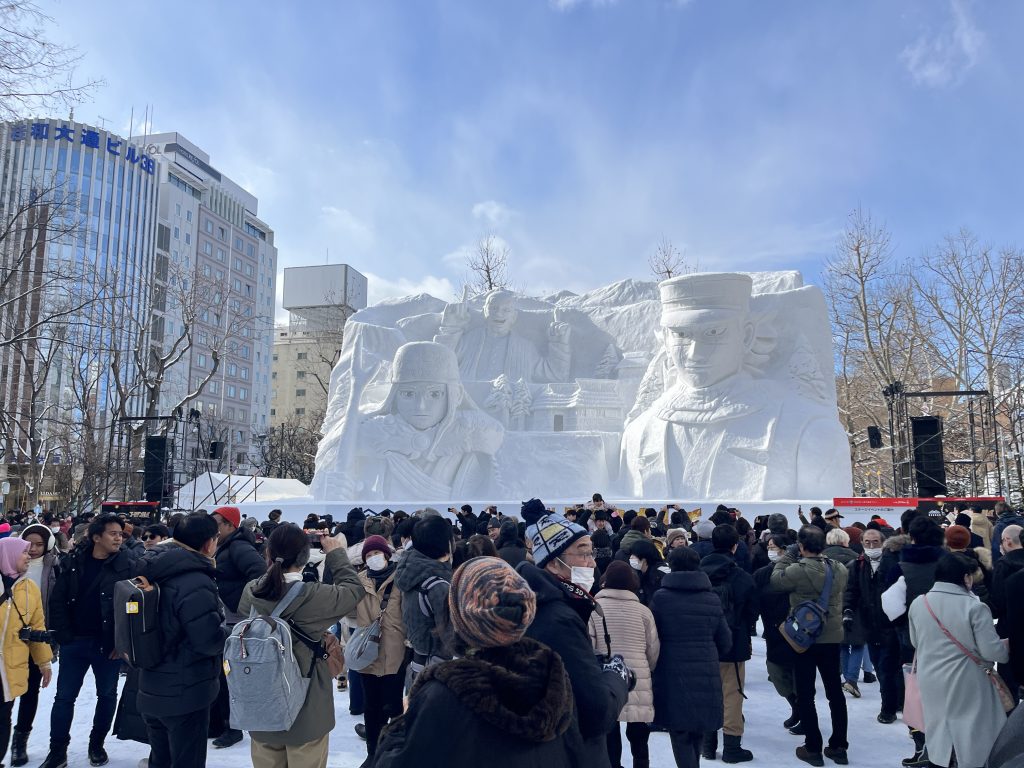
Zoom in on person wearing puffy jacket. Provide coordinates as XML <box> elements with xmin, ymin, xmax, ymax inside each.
<box><xmin>652</xmin><ymin>547</ymin><xmax>731</xmax><ymax>768</ymax></box>
<box><xmin>588</xmin><ymin>561</ymin><xmax>659</xmax><ymax>768</ymax></box>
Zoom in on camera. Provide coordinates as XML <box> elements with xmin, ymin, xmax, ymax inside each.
<box><xmin>19</xmin><ymin>627</ymin><xmax>55</xmax><ymax>644</ymax></box>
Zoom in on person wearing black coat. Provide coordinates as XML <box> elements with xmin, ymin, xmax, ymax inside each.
<box><xmin>752</xmin><ymin>535</ymin><xmax>800</xmax><ymax>731</ymax></box>
<box><xmin>628</xmin><ymin>539</ymin><xmax>670</xmax><ymax>607</ymax></box>
<box><xmin>210</xmin><ymin>506</ymin><xmax>267</xmax><ymax>748</ymax></box>
<box><xmin>513</xmin><ymin>498</ymin><xmax>632</xmax><ymax>768</ymax></box>
<box><xmin>374</xmin><ymin>557</ymin><xmax>583</xmax><ymax>768</ymax></box>
<box><xmin>135</xmin><ymin>513</ymin><xmax>227</xmax><ymax>768</ymax></box>
<box><xmin>651</xmin><ymin>548</ymin><xmax>731</xmax><ymax>768</ymax></box>
<box><xmin>842</xmin><ymin>529</ymin><xmax>901</xmax><ymax>723</ymax></box>
<box><xmin>41</xmin><ymin>514</ymin><xmax>136</xmax><ymax>768</ymax></box>
<box><xmin>495</xmin><ymin>520</ymin><xmax>528</xmax><ymax>567</ymax></box>
<box><xmin>698</xmin><ymin>525</ymin><xmax>758</xmax><ymax>763</ymax></box>
<box><xmin>1006</xmin><ymin>567</ymin><xmax>1024</xmax><ymax>688</ymax></box>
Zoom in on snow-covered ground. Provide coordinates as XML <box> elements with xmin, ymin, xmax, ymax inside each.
<box><xmin>30</xmin><ymin>637</ymin><xmax>910</xmax><ymax>767</ymax></box>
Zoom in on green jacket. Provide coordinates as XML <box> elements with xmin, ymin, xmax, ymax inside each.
<box><xmin>770</xmin><ymin>553</ymin><xmax>848</xmax><ymax>644</ymax></box>
<box><xmin>238</xmin><ymin>547</ymin><xmax>365</xmax><ymax>746</ymax></box>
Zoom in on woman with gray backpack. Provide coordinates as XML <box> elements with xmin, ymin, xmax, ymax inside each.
<box><xmin>236</xmin><ymin>523</ymin><xmax>365</xmax><ymax>768</ymax></box>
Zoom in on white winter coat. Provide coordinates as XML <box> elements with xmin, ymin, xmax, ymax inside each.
<box><xmin>908</xmin><ymin>583</ymin><xmax>1010</xmax><ymax>768</ymax></box>
<box><xmin>588</xmin><ymin>588</ymin><xmax>660</xmax><ymax>722</ymax></box>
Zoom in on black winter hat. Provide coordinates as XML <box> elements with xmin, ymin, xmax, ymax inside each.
<box><xmin>767</xmin><ymin>513</ymin><xmax>789</xmax><ymax>534</ymax></box>
<box><xmin>412</xmin><ymin>515</ymin><xmax>452</xmax><ymax>559</ymax></box>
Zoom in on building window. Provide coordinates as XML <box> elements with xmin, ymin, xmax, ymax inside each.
<box><xmin>271</xmin><ymin>371</ymin><xmax>277</xmax><ymax>380</ymax></box>
<box><xmin>227</xmin><ymin>385</ymin><xmax>236</xmax><ymax>398</ymax></box>
<box><xmin>270</xmin><ymin>408</ymin><xmax>276</xmax><ymax>416</ymax></box>
<box><xmin>236</xmin><ymin>452</ymin><xmax>247</xmax><ymax>465</ymax></box>
<box><xmin>295</xmin><ymin>389</ymin><xmax>306</xmax><ymax>398</ymax></box>
<box><xmin>239</xmin><ymin>387</ymin><xmax>248</xmax><ymax>400</ymax></box>
<box><xmin>197</xmin><ymin>354</ymin><xmax>206</xmax><ymax>368</ymax></box>
<box><xmin>296</xmin><ymin>352</ymin><xmax>307</xmax><ymax>360</ymax></box>
<box><xmin>205</xmin><ymin>220</ymin><xmax>213</xmax><ymax>233</ymax></box>
<box><xmin>295</xmin><ymin>407</ymin><xmax>305</xmax><ymax>416</ymax></box>
<box><xmin>217</xmin><ymin>248</ymin><xmax>225</xmax><ymax>262</ymax></box>
<box><xmin>203</xmin><ymin>242</ymin><xmax>212</xmax><ymax>255</ymax></box>
<box><xmin>173</xmin><ymin>226</ymin><xmax>179</xmax><ymax>239</ymax></box>
<box><xmin>175</xmin><ymin>203</ymin><xmax>181</xmax><ymax>217</ymax></box>
<box><xmin>296</xmin><ymin>371</ymin><xmax>305</xmax><ymax>379</ymax></box>
<box><xmin>218</xmin><ymin>226</ymin><xmax>226</xmax><ymax>241</ymax></box>
<box><xmin>234</xmin><ymin>236</ymin><xmax>243</xmax><ymax>251</ymax></box>
<box><xmin>241</xmin><ymin>367</ymin><xmax>249</xmax><ymax>380</ymax></box>
<box><xmin>185</xmin><ymin>233</ymin><xmax>191</xmax><ymax>245</ymax></box>
<box><xmin>186</xmin><ymin>210</ymin><xmax>193</xmax><ymax>222</ymax></box>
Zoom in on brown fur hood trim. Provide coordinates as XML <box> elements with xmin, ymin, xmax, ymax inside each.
<box><xmin>883</xmin><ymin>534</ymin><xmax>911</xmax><ymax>554</ymax></box>
<box><xmin>412</xmin><ymin>637</ymin><xmax>573</xmax><ymax>743</ymax></box>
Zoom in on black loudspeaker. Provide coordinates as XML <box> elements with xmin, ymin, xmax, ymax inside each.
<box><xmin>910</xmin><ymin>416</ymin><xmax>947</xmax><ymax>497</ymax></box>
<box><xmin>867</xmin><ymin>426</ymin><xmax>883</xmax><ymax>449</ymax></box>
<box><xmin>143</xmin><ymin>436</ymin><xmax>169</xmax><ymax>503</ymax></box>
<box><xmin>209</xmin><ymin>441</ymin><xmax>224</xmax><ymax>460</ymax></box>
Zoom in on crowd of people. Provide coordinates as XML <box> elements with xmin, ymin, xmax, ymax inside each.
<box><xmin>0</xmin><ymin>496</ymin><xmax>1018</xmax><ymax>768</ymax></box>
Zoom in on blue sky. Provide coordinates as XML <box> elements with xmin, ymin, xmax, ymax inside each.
<box><xmin>40</xmin><ymin>0</ymin><xmax>1024</xmax><ymax>313</ymax></box>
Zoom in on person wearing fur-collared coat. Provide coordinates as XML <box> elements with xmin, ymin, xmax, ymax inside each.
<box><xmin>909</xmin><ymin>552</ymin><xmax>1010</xmax><ymax>768</ymax></box>
<box><xmin>588</xmin><ymin>561</ymin><xmax>660</xmax><ymax>768</ymax></box>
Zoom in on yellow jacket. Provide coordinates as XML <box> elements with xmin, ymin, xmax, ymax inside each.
<box><xmin>0</xmin><ymin>577</ymin><xmax>53</xmax><ymax>701</ymax></box>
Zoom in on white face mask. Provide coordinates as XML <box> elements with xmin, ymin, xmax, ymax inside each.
<box><xmin>571</xmin><ymin>566</ymin><xmax>595</xmax><ymax>594</ymax></box>
<box><xmin>865</xmin><ymin>547</ymin><xmax>883</xmax><ymax>560</ymax></box>
<box><xmin>558</xmin><ymin>558</ymin><xmax>595</xmax><ymax>593</ymax></box>
<box><xmin>366</xmin><ymin>553</ymin><xmax>388</xmax><ymax>572</ymax></box>
<box><xmin>767</xmin><ymin>549</ymin><xmax>781</xmax><ymax>563</ymax></box>
<box><xmin>403</xmin><ymin>540</ymin><xmax>413</xmax><ymax>550</ymax></box>
<box><xmin>629</xmin><ymin>556</ymin><xmax>643</xmax><ymax>571</ymax></box>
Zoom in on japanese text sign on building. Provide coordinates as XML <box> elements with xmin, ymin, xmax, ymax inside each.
<box><xmin>9</xmin><ymin>121</ymin><xmax>156</xmax><ymax>175</ymax></box>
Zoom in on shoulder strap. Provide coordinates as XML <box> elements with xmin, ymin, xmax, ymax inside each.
<box><xmin>923</xmin><ymin>596</ymin><xmax>984</xmax><ymax>665</ymax></box>
<box><xmin>270</xmin><ymin>580</ymin><xmax>305</xmax><ymax>619</ymax></box>
<box><xmin>817</xmin><ymin>561</ymin><xmax>834</xmax><ymax>610</ymax></box>
<box><xmin>378</xmin><ymin>579</ymin><xmax>396</xmax><ymax>616</ymax></box>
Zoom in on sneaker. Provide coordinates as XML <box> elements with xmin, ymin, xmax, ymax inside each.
<box><xmin>824</xmin><ymin>747</ymin><xmax>849</xmax><ymax>765</ymax></box>
<box><xmin>788</xmin><ymin>722</ymin><xmax>807</xmax><ymax>736</ymax></box>
<box><xmin>862</xmin><ymin>672</ymin><xmax>877</xmax><ymax>683</ymax></box>
<box><xmin>796</xmin><ymin>746</ymin><xmax>825</xmax><ymax>767</ymax></box>
<box><xmin>212</xmin><ymin>729</ymin><xmax>243</xmax><ymax>749</ymax></box>
<box><xmin>877</xmin><ymin>712</ymin><xmax>897</xmax><ymax>724</ymax></box>
<box><xmin>88</xmin><ymin>744</ymin><xmax>110</xmax><ymax>767</ymax></box>
<box><xmin>842</xmin><ymin>681</ymin><xmax>861</xmax><ymax>698</ymax></box>
<box><xmin>355</xmin><ymin>723</ymin><xmax>367</xmax><ymax>741</ymax></box>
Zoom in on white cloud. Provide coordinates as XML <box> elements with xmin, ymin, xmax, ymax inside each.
<box><xmin>364</xmin><ymin>272</ymin><xmax>457</xmax><ymax>306</ymax></box>
<box><xmin>320</xmin><ymin>205</ymin><xmax>375</xmax><ymax>248</ymax></box>
<box><xmin>901</xmin><ymin>0</ymin><xmax>984</xmax><ymax>88</ymax></box>
<box><xmin>471</xmin><ymin>200</ymin><xmax>514</xmax><ymax>227</ymax></box>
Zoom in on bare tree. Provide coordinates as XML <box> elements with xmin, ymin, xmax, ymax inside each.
<box><xmin>648</xmin><ymin>237</ymin><xmax>696</xmax><ymax>281</ymax></box>
<box><xmin>250</xmin><ymin>410</ymin><xmax>323</xmax><ymax>484</ymax></box>
<box><xmin>466</xmin><ymin>234</ymin><xmax>510</xmax><ymax>293</ymax></box>
<box><xmin>0</xmin><ymin>1</ymin><xmax>102</xmax><ymax>120</ymax></box>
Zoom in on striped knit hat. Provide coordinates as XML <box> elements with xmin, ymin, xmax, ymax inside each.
<box><xmin>449</xmin><ymin>557</ymin><xmax>536</xmax><ymax>649</ymax></box>
<box><xmin>521</xmin><ymin>498</ymin><xmax>588</xmax><ymax>568</ymax></box>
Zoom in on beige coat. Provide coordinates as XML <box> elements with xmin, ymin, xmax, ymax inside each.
<box><xmin>970</xmin><ymin>511</ymin><xmax>994</xmax><ymax>550</ymax></box>
<box><xmin>588</xmin><ymin>588</ymin><xmax>660</xmax><ymax>722</ymax></box>
<box><xmin>354</xmin><ymin>570</ymin><xmax>406</xmax><ymax>677</ymax></box>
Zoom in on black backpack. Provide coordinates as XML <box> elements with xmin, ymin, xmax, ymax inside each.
<box><xmin>113</xmin><ymin>576</ymin><xmax>163</xmax><ymax>669</ymax></box>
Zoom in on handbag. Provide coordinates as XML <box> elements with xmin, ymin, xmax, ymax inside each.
<box><xmin>902</xmin><ymin>657</ymin><xmax>926</xmax><ymax>732</ymax></box>
<box><xmin>344</xmin><ymin>581</ymin><xmax>394</xmax><ymax>672</ymax></box>
<box><xmin>923</xmin><ymin>596</ymin><xmax>1015</xmax><ymax>713</ymax></box>
<box><xmin>779</xmin><ymin>561</ymin><xmax>834</xmax><ymax>653</ymax></box>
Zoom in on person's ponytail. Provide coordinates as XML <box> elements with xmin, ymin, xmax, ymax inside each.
<box><xmin>252</xmin><ymin>524</ymin><xmax>310</xmax><ymax>601</ymax></box>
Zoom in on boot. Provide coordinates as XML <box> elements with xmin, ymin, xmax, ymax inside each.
<box><xmin>901</xmin><ymin>731</ymin><xmax>928</xmax><ymax>767</ymax></box>
<box><xmin>783</xmin><ymin>695</ymin><xmax>800</xmax><ymax>729</ymax></box>
<box><xmin>721</xmin><ymin>734</ymin><xmax>754</xmax><ymax>764</ymax></box>
<box><xmin>701</xmin><ymin>731</ymin><xmax>718</xmax><ymax>760</ymax></box>
<box><xmin>38</xmin><ymin>744</ymin><xmax>68</xmax><ymax>768</ymax></box>
<box><xmin>88</xmin><ymin>740</ymin><xmax>109</xmax><ymax>767</ymax></box>
<box><xmin>10</xmin><ymin>727</ymin><xmax>28</xmax><ymax>767</ymax></box>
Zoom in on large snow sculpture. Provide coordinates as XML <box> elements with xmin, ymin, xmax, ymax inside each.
<box><xmin>310</xmin><ymin>272</ymin><xmax>853</xmax><ymax>502</ymax></box>
<box><xmin>621</xmin><ymin>273</ymin><xmax>851</xmax><ymax>500</ymax></box>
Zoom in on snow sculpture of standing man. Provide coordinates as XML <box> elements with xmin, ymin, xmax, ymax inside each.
<box><xmin>621</xmin><ymin>273</ymin><xmax>851</xmax><ymax>500</ymax></box>
<box><xmin>435</xmin><ymin>289</ymin><xmax>571</xmax><ymax>382</ymax></box>
<box><xmin>357</xmin><ymin>341</ymin><xmax>504</xmax><ymax>499</ymax></box>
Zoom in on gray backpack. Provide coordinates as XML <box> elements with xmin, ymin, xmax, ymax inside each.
<box><xmin>224</xmin><ymin>581</ymin><xmax>308</xmax><ymax>732</ymax></box>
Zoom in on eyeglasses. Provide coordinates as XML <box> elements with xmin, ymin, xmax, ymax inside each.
<box><xmin>142</xmin><ymin>535</ymin><xmax>158</xmax><ymax>541</ymax></box>
<box><xmin>562</xmin><ymin>548</ymin><xmax>596</xmax><ymax>562</ymax></box>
